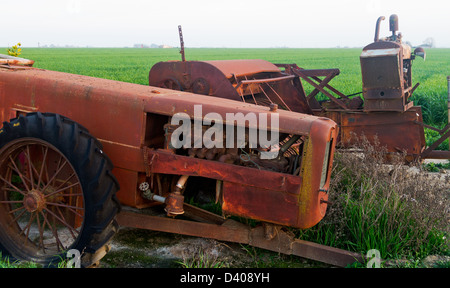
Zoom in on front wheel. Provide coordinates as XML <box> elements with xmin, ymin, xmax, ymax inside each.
<box><xmin>0</xmin><ymin>112</ymin><xmax>120</xmax><ymax>267</ymax></box>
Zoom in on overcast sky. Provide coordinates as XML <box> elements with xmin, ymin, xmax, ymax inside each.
<box><xmin>3</xmin><ymin>0</ymin><xmax>449</xmax><ymax>48</ymax></box>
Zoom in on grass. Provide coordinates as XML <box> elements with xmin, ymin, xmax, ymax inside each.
<box><xmin>0</xmin><ymin>252</ymin><xmax>81</xmax><ymax>268</ymax></box>
<box><xmin>18</xmin><ymin>47</ymin><xmax>363</xmax><ymax>89</ymax></box>
<box><xmin>296</xmin><ymin>136</ymin><xmax>449</xmax><ymax>266</ymax></box>
<box><xmin>0</xmin><ymin>253</ymin><xmax>39</xmax><ymax>268</ymax></box>
<box><xmin>423</xmin><ymin>160</ymin><xmax>450</xmax><ymax>172</ymax></box>
<box><xmin>15</xmin><ymin>46</ymin><xmax>449</xmax><ymax>131</ymax></box>
<box><xmin>176</xmin><ymin>248</ymin><xmax>228</xmax><ymax>268</ymax></box>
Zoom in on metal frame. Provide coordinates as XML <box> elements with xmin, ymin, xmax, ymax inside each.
<box><xmin>116</xmin><ymin>208</ymin><xmax>364</xmax><ymax>267</ymax></box>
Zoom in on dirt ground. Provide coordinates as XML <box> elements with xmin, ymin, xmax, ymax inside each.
<box><xmin>99</xmin><ymin>226</ymin><xmax>330</xmax><ymax>268</ymax></box>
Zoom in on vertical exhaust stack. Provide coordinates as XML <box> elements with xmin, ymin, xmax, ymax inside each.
<box><xmin>374</xmin><ymin>16</ymin><xmax>385</xmax><ymax>42</ymax></box>
<box><xmin>178</xmin><ymin>25</ymin><xmax>186</xmax><ymax>62</ymax></box>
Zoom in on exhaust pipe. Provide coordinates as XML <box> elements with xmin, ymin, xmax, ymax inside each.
<box><xmin>374</xmin><ymin>16</ymin><xmax>385</xmax><ymax>42</ymax></box>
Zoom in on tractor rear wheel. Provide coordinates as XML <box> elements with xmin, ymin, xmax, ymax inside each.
<box><xmin>0</xmin><ymin>112</ymin><xmax>120</xmax><ymax>267</ymax></box>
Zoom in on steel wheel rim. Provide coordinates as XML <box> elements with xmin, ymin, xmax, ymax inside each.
<box><xmin>0</xmin><ymin>138</ymin><xmax>85</xmax><ymax>259</ymax></box>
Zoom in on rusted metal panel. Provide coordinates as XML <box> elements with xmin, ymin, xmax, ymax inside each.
<box><xmin>145</xmin><ymin>149</ymin><xmax>305</xmax><ymax>227</ymax></box>
<box><xmin>141</xmin><ymin>93</ymin><xmax>322</xmax><ymax>136</ymax></box>
<box><xmin>0</xmin><ymin>54</ymin><xmax>35</xmax><ymax>66</ymax></box>
<box><xmin>146</xmin><ymin>149</ymin><xmax>303</xmax><ymax>193</ymax></box>
<box><xmin>360</xmin><ymin>48</ymin><xmax>400</xmax><ymax>57</ymax></box>
<box><xmin>318</xmin><ymin>107</ymin><xmax>426</xmax><ymax>160</ymax></box>
<box><xmin>149</xmin><ymin>60</ymin><xmax>313</xmax><ymax>114</ymax></box>
<box><xmin>222</xmin><ymin>182</ymin><xmax>301</xmax><ymax>228</ymax></box>
<box><xmin>203</xmin><ymin>59</ymin><xmax>281</xmax><ymax>78</ymax></box>
<box><xmin>360</xmin><ymin>38</ymin><xmax>413</xmax><ymax>112</ymax></box>
<box><xmin>144</xmin><ymin>142</ymin><xmax>336</xmax><ymax>229</ymax></box>
<box><xmin>149</xmin><ymin>60</ymin><xmax>242</xmax><ymax>101</ymax></box>
<box><xmin>296</xmin><ymin>120</ymin><xmax>335</xmax><ymax>228</ymax></box>
<box><xmin>0</xmin><ymin>68</ymin><xmax>146</xmax><ymax>149</ymax></box>
<box><xmin>113</xmin><ymin>168</ymin><xmax>142</xmax><ymax>208</ymax></box>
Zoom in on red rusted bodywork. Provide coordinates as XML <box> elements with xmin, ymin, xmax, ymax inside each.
<box><xmin>0</xmin><ymin>64</ymin><xmax>337</xmax><ymax>229</ymax></box>
<box><xmin>149</xmin><ymin>59</ymin><xmax>313</xmax><ymax>114</ymax></box>
<box><xmin>0</xmin><ymin>54</ymin><xmax>35</xmax><ymax>67</ymax></box>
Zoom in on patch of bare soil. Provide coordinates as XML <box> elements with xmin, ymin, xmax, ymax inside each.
<box><xmin>100</xmin><ymin>227</ymin><xmax>253</xmax><ymax>268</ymax></box>
<box><xmin>99</xmin><ymin>226</ymin><xmax>330</xmax><ymax>268</ymax></box>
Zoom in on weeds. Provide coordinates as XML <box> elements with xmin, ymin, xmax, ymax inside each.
<box><xmin>6</xmin><ymin>43</ymin><xmax>22</xmax><ymax>57</ymax></box>
<box><xmin>0</xmin><ymin>252</ymin><xmax>79</xmax><ymax>268</ymax></box>
<box><xmin>423</xmin><ymin>160</ymin><xmax>450</xmax><ymax>172</ymax></box>
<box><xmin>177</xmin><ymin>248</ymin><xmax>228</xmax><ymax>268</ymax></box>
<box><xmin>0</xmin><ymin>253</ymin><xmax>39</xmax><ymax>268</ymax></box>
<box><xmin>298</xmin><ymin>135</ymin><xmax>449</xmax><ymax>261</ymax></box>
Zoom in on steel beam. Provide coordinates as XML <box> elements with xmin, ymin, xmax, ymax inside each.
<box><xmin>116</xmin><ymin>210</ymin><xmax>364</xmax><ymax>267</ymax></box>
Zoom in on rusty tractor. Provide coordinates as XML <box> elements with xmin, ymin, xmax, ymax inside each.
<box><xmin>150</xmin><ymin>17</ymin><xmax>450</xmax><ymax>162</ymax></box>
<box><xmin>0</xmin><ymin>49</ymin><xmax>355</xmax><ymax>266</ymax></box>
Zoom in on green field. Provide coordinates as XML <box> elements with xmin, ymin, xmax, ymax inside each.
<box><xmin>16</xmin><ymin>47</ymin><xmax>449</xmax><ymax>149</ymax></box>
<box><xmin>18</xmin><ymin>47</ymin><xmax>449</xmax><ymax>125</ymax></box>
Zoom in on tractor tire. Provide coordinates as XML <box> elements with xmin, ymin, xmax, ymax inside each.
<box><xmin>0</xmin><ymin>112</ymin><xmax>120</xmax><ymax>267</ymax></box>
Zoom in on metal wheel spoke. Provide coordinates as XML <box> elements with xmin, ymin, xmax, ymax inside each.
<box><xmin>54</xmin><ymin>193</ymin><xmax>83</xmax><ymax>198</ymax></box>
<box><xmin>0</xmin><ymin>200</ymin><xmax>23</xmax><ymax>204</ymax></box>
<box><xmin>0</xmin><ymin>175</ymin><xmax>27</xmax><ymax>196</ymax></box>
<box><xmin>25</xmin><ymin>145</ymin><xmax>36</xmax><ymax>190</ymax></box>
<box><xmin>44</xmin><ymin>181</ymin><xmax>80</xmax><ymax>199</ymax></box>
<box><xmin>44</xmin><ymin>207</ymin><xmax>80</xmax><ymax>237</ymax></box>
<box><xmin>55</xmin><ymin>172</ymin><xmax>76</xmax><ymax>191</ymax></box>
<box><xmin>36</xmin><ymin>212</ymin><xmax>46</xmax><ymax>252</ymax></box>
<box><xmin>41</xmin><ymin>158</ymin><xmax>68</xmax><ymax>193</ymax></box>
<box><xmin>8</xmin><ymin>208</ymin><xmax>27</xmax><ymax>227</ymax></box>
<box><xmin>8</xmin><ymin>205</ymin><xmax>26</xmax><ymax>215</ymax></box>
<box><xmin>19</xmin><ymin>212</ymin><xmax>37</xmax><ymax>246</ymax></box>
<box><xmin>41</xmin><ymin>211</ymin><xmax>64</xmax><ymax>252</ymax></box>
<box><xmin>56</xmin><ymin>206</ymin><xmax>78</xmax><ymax>240</ymax></box>
<box><xmin>8</xmin><ymin>154</ymin><xmax>31</xmax><ymax>192</ymax></box>
<box><xmin>37</xmin><ymin>145</ymin><xmax>49</xmax><ymax>189</ymax></box>
<box><xmin>46</xmin><ymin>202</ymin><xmax>84</xmax><ymax>217</ymax></box>
<box><xmin>2</xmin><ymin>187</ymin><xmax>26</xmax><ymax>194</ymax></box>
